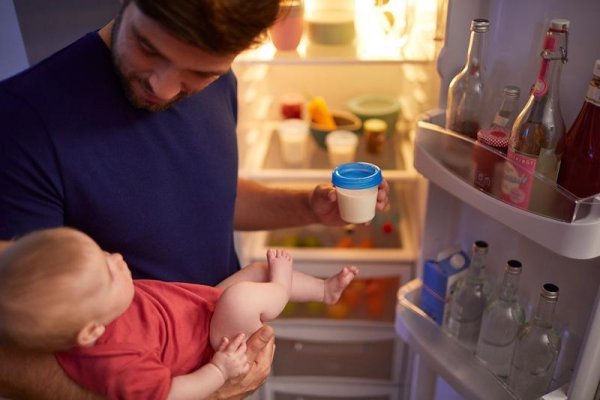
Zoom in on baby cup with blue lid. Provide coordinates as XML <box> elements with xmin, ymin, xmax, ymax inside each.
<box><xmin>332</xmin><ymin>162</ymin><xmax>382</xmax><ymax>223</ymax></box>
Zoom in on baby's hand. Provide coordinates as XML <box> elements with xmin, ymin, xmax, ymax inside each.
<box><xmin>210</xmin><ymin>333</ymin><xmax>249</xmax><ymax>381</ymax></box>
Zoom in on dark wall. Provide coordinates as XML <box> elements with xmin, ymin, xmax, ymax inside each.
<box><xmin>14</xmin><ymin>0</ymin><xmax>120</xmax><ymax>65</ymax></box>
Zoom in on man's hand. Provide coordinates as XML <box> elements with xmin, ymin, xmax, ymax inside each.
<box><xmin>211</xmin><ymin>325</ymin><xmax>274</xmax><ymax>400</ymax></box>
<box><xmin>309</xmin><ymin>179</ymin><xmax>391</xmax><ymax>226</ymax></box>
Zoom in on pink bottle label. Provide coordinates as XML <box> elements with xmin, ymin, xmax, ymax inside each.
<box><xmin>501</xmin><ymin>149</ymin><xmax>537</xmax><ymax>208</ymax></box>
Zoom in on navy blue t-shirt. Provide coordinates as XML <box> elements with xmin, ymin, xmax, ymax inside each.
<box><xmin>0</xmin><ymin>32</ymin><xmax>240</xmax><ymax>285</ymax></box>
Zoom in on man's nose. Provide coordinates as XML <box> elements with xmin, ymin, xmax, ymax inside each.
<box><xmin>148</xmin><ymin>67</ymin><xmax>182</xmax><ymax>101</ymax></box>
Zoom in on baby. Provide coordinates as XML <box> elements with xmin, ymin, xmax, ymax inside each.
<box><xmin>0</xmin><ymin>227</ymin><xmax>358</xmax><ymax>400</ymax></box>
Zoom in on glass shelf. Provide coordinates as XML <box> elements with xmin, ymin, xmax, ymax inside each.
<box><xmin>235</xmin><ymin>0</ymin><xmax>440</xmax><ymax>65</ymax></box>
<box><xmin>415</xmin><ymin>110</ymin><xmax>600</xmax><ymax>260</ymax></box>
<box><xmin>238</xmin><ymin>190</ymin><xmax>416</xmax><ymax>264</ymax></box>
<box><xmin>239</xmin><ymin>121</ymin><xmax>417</xmax><ymax>182</ymax></box>
<box><xmin>395</xmin><ymin>279</ymin><xmax>519</xmax><ymax>400</ymax></box>
<box><xmin>235</xmin><ymin>39</ymin><xmax>436</xmax><ymax>65</ymax></box>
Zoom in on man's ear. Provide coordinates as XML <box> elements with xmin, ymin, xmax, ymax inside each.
<box><xmin>76</xmin><ymin>322</ymin><xmax>105</xmax><ymax>347</ymax></box>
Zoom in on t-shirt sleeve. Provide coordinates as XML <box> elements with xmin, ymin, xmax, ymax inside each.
<box><xmin>0</xmin><ymin>88</ymin><xmax>64</xmax><ymax>240</ymax></box>
<box><xmin>56</xmin><ymin>344</ymin><xmax>172</xmax><ymax>400</ymax></box>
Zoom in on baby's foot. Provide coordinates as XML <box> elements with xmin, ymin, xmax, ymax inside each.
<box><xmin>324</xmin><ymin>266</ymin><xmax>359</xmax><ymax>304</ymax></box>
<box><xmin>267</xmin><ymin>248</ymin><xmax>293</xmax><ymax>291</ymax></box>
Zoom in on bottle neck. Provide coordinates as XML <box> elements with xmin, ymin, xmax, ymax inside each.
<box><xmin>532</xmin><ymin>30</ymin><xmax>567</xmax><ymax>100</ymax></box>
<box><xmin>585</xmin><ymin>76</ymin><xmax>600</xmax><ymax>107</ymax></box>
<box><xmin>492</xmin><ymin>95</ymin><xmax>520</xmax><ymax>128</ymax></box>
<box><xmin>464</xmin><ymin>30</ymin><xmax>486</xmax><ymax>74</ymax></box>
<box><xmin>499</xmin><ymin>269</ymin><xmax>521</xmax><ymax>300</ymax></box>
<box><xmin>533</xmin><ymin>295</ymin><xmax>557</xmax><ymax>328</ymax></box>
<box><xmin>466</xmin><ymin>252</ymin><xmax>486</xmax><ymax>282</ymax></box>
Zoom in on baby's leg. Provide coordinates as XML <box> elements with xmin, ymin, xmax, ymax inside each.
<box><xmin>266</xmin><ymin>249</ymin><xmax>293</xmax><ymax>295</ymax></box>
<box><xmin>209</xmin><ymin>249</ymin><xmax>294</xmax><ymax>349</ymax></box>
<box><xmin>288</xmin><ymin>265</ymin><xmax>358</xmax><ymax>304</ymax></box>
<box><xmin>323</xmin><ymin>266</ymin><xmax>358</xmax><ymax>304</ymax></box>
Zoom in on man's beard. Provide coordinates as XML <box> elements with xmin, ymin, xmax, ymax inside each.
<box><xmin>110</xmin><ymin>9</ymin><xmax>187</xmax><ymax>112</ymax></box>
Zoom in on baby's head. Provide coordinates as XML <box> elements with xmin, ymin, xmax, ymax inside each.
<box><xmin>0</xmin><ymin>227</ymin><xmax>134</xmax><ymax>351</ymax></box>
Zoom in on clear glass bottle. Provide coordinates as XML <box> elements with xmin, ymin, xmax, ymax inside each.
<box><xmin>444</xmin><ymin>240</ymin><xmax>489</xmax><ymax>352</ymax></box>
<box><xmin>473</xmin><ymin>86</ymin><xmax>520</xmax><ymax>194</ymax></box>
<box><xmin>475</xmin><ymin>260</ymin><xmax>525</xmax><ymax>379</ymax></box>
<box><xmin>502</xmin><ymin>19</ymin><xmax>569</xmax><ymax>209</ymax></box>
<box><xmin>490</xmin><ymin>85</ymin><xmax>521</xmax><ymax>134</ymax></box>
<box><xmin>445</xmin><ymin>18</ymin><xmax>490</xmax><ymax>140</ymax></box>
<box><xmin>508</xmin><ymin>283</ymin><xmax>562</xmax><ymax>399</ymax></box>
<box><xmin>557</xmin><ymin>59</ymin><xmax>600</xmax><ymax>198</ymax></box>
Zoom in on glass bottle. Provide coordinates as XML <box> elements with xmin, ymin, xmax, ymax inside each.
<box><xmin>502</xmin><ymin>19</ymin><xmax>569</xmax><ymax>209</ymax></box>
<box><xmin>473</xmin><ymin>86</ymin><xmax>520</xmax><ymax>194</ymax></box>
<box><xmin>445</xmin><ymin>18</ymin><xmax>490</xmax><ymax>140</ymax></box>
<box><xmin>489</xmin><ymin>85</ymin><xmax>521</xmax><ymax>135</ymax></box>
<box><xmin>475</xmin><ymin>260</ymin><xmax>525</xmax><ymax>379</ymax></box>
<box><xmin>444</xmin><ymin>240</ymin><xmax>489</xmax><ymax>352</ymax></box>
<box><xmin>557</xmin><ymin>59</ymin><xmax>600</xmax><ymax>198</ymax></box>
<box><xmin>508</xmin><ymin>283</ymin><xmax>562</xmax><ymax>399</ymax></box>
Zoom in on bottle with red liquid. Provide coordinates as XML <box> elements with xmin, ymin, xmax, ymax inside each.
<box><xmin>557</xmin><ymin>59</ymin><xmax>600</xmax><ymax>198</ymax></box>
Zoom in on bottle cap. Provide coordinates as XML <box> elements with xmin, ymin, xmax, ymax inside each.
<box><xmin>506</xmin><ymin>259</ymin><xmax>522</xmax><ymax>274</ymax></box>
<box><xmin>471</xmin><ymin>18</ymin><xmax>490</xmax><ymax>33</ymax></box>
<box><xmin>364</xmin><ymin>118</ymin><xmax>387</xmax><ymax>133</ymax></box>
<box><xmin>473</xmin><ymin>240</ymin><xmax>488</xmax><ymax>254</ymax></box>
<box><xmin>477</xmin><ymin>127</ymin><xmax>510</xmax><ymax>149</ymax></box>
<box><xmin>550</xmin><ymin>19</ymin><xmax>570</xmax><ymax>30</ymax></box>
<box><xmin>503</xmin><ymin>85</ymin><xmax>521</xmax><ymax>98</ymax></box>
<box><xmin>449</xmin><ymin>253</ymin><xmax>467</xmax><ymax>270</ymax></box>
<box><xmin>541</xmin><ymin>283</ymin><xmax>560</xmax><ymax>301</ymax></box>
<box><xmin>593</xmin><ymin>59</ymin><xmax>600</xmax><ymax>78</ymax></box>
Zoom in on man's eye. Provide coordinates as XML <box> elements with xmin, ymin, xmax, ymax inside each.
<box><xmin>139</xmin><ymin>41</ymin><xmax>157</xmax><ymax>55</ymax></box>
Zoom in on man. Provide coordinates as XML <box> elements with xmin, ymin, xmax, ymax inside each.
<box><xmin>0</xmin><ymin>0</ymin><xmax>389</xmax><ymax>399</ymax></box>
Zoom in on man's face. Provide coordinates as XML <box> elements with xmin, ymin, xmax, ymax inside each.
<box><xmin>111</xmin><ymin>2</ymin><xmax>238</xmax><ymax>111</ymax></box>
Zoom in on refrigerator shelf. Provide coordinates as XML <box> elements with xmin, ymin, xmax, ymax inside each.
<box><xmin>395</xmin><ymin>279</ymin><xmax>519</xmax><ymax>400</ymax></box>
<box><xmin>414</xmin><ymin>110</ymin><xmax>600</xmax><ymax>260</ymax></box>
<box><xmin>235</xmin><ymin>39</ymin><xmax>435</xmax><ymax>66</ymax></box>
<box><xmin>239</xmin><ymin>121</ymin><xmax>418</xmax><ymax>182</ymax></box>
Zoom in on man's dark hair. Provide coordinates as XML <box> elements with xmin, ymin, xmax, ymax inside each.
<box><xmin>133</xmin><ymin>0</ymin><xmax>281</xmax><ymax>54</ymax></box>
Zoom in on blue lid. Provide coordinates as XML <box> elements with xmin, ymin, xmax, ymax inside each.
<box><xmin>332</xmin><ymin>162</ymin><xmax>382</xmax><ymax>189</ymax></box>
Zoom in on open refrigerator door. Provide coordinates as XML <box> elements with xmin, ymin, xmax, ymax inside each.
<box><xmin>396</xmin><ymin>0</ymin><xmax>600</xmax><ymax>399</ymax></box>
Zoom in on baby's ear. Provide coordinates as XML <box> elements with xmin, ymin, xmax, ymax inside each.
<box><xmin>76</xmin><ymin>322</ymin><xmax>106</xmax><ymax>347</ymax></box>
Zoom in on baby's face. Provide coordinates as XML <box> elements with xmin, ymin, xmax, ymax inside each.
<box><xmin>86</xmin><ymin>246</ymin><xmax>135</xmax><ymax>325</ymax></box>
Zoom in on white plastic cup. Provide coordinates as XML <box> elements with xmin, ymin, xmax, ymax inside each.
<box><xmin>332</xmin><ymin>162</ymin><xmax>383</xmax><ymax>224</ymax></box>
<box><xmin>278</xmin><ymin>119</ymin><xmax>309</xmax><ymax>165</ymax></box>
<box><xmin>325</xmin><ymin>130</ymin><xmax>358</xmax><ymax>167</ymax></box>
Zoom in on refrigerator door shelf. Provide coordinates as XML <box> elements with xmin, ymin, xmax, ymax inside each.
<box><xmin>395</xmin><ymin>279</ymin><xmax>519</xmax><ymax>400</ymax></box>
<box><xmin>414</xmin><ymin>110</ymin><xmax>600</xmax><ymax>260</ymax></box>
<box><xmin>239</xmin><ymin>121</ymin><xmax>417</xmax><ymax>182</ymax></box>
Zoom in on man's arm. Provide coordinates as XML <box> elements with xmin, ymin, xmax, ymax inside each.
<box><xmin>234</xmin><ymin>179</ymin><xmax>320</xmax><ymax>231</ymax></box>
<box><xmin>0</xmin><ymin>240</ymin><xmax>11</xmax><ymax>252</ymax></box>
<box><xmin>234</xmin><ymin>178</ymin><xmax>390</xmax><ymax>231</ymax></box>
<box><xmin>0</xmin><ymin>345</ymin><xmax>103</xmax><ymax>400</ymax></box>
